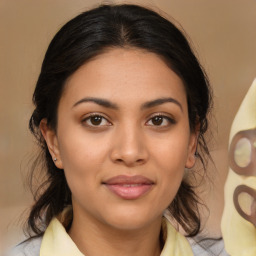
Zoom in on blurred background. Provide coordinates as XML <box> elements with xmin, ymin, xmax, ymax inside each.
<box><xmin>1</xmin><ymin>0</ymin><xmax>256</xmax><ymax>252</ymax></box>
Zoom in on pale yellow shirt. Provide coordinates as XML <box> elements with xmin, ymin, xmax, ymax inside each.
<box><xmin>40</xmin><ymin>215</ymin><xmax>193</xmax><ymax>256</ymax></box>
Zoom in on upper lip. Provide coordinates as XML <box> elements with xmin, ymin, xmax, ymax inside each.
<box><xmin>103</xmin><ymin>175</ymin><xmax>154</xmax><ymax>185</ymax></box>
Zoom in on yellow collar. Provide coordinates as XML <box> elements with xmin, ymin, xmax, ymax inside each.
<box><xmin>40</xmin><ymin>214</ymin><xmax>193</xmax><ymax>256</ymax></box>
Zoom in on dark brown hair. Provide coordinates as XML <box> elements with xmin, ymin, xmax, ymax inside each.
<box><xmin>27</xmin><ymin>4</ymin><xmax>212</xmax><ymax>237</ymax></box>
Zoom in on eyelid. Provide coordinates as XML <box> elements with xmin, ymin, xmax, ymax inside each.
<box><xmin>145</xmin><ymin>112</ymin><xmax>176</xmax><ymax>126</ymax></box>
<box><xmin>81</xmin><ymin>112</ymin><xmax>112</xmax><ymax>126</ymax></box>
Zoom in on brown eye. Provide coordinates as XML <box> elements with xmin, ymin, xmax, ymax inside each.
<box><xmin>90</xmin><ymin>116</ymin><xmax>103</xmax><ymax>125</ymax></box>
<box><xmin>83</xmin><ymin>114</ymin><xmax>111</xmax><ymax>127</ymax></box>
<box><xmin>152</xmin><ymin>116</ymin><xmax>164</xmax><ymax>126</ymax></box>
<box><xmin>146</xmin><ymin>115</ymin><xmax>175</xmax><ymax>127</ymax></box>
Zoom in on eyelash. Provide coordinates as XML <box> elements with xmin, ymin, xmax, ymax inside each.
<box><xmin>145</xmin><ymin>113</ymin><xmax>176</xmax><ymax>127</ymax></box>
<box><xmin>81</xmin><ymin>113</ymin><xmax>176</xmax><ymax>128</ymax></box>
<box><xmin>81</xmin><ymin>113</ymin><xmax>112</xmax><ymax>127</ymax></box>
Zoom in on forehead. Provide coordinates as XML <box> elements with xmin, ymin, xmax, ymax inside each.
<box><xmin>61</xmin><ymin>48</ymin><xmax>187</xmax><ymax>107</ymax></box>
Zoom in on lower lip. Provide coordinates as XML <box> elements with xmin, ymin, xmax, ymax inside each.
<box><xmin>105</xmin><ymin>184</ymin><xmax>153</xmax><ymax>200</ymax></box>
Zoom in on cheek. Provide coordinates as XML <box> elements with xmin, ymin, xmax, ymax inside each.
<box><xmin>149</xmin><ymin>132</ymin><xmax>189</xmax><ymax>203</ymax></box>
<box><xmin>157</xmin><ymin>156</ymin><xmax>185</xmax><ymax>198</ymax></box>
<box><xmin>57</xmin><ymin>132</ymin><xmax>109</xmax><ymax>192</ymax></box>
<box><xmin>58</xmin><ymin>128</ymin><xmax>109</xmax><ymax>167</ymax></box>
<box><xmin>154</xmin><ymin>159</ymin><xmax>184</xmax><ymax>212</ymax></box>
<box><xmin>150</xmin><ymin>132</ymin><xmax>190</xmax><ymax>171</ymax></box>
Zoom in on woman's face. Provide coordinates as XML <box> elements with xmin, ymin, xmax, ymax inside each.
<box><xmin>42</xmin><ymin>48</ymin><xmax>198</xmax><ymax>231</ymax></box>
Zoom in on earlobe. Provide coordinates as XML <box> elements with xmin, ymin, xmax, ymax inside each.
<box><xmin>185</xmin><ymin>130</ymin><xmax>199</xmax><ymax>169</ymax></box>
<box><xmin>40</xmin><ymin>119</ymin><xmax>64</xmax><ymax>169</ymax></box>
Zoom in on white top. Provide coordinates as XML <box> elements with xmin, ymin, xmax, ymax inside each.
<box><xmin>6</xmin><ymin>208</ymin><xmax>228</xmax><ymax>256</ymax></box>
<box><xmin>6</xmin><ymin>231</ymin><xmax>229</xmax><ymax>256</ymax></box>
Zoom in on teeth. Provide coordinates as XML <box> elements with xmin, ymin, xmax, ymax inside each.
<box><xmin>121</xmin><ymin>184</ymin><xmax>142</xmax><ymax>187</ymax></box>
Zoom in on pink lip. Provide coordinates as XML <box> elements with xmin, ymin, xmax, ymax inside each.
<box><xmin>103</xmin><ymin>175</ymin><xmax>154</xmax><ymax>200</ymax></box>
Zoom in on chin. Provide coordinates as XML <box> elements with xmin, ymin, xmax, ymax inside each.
<box><xmin>101</xmin><ymin>207</ymin><xmax>161</xmax><ymax>231</ymax></box>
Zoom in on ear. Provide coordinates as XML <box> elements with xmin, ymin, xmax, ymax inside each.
<box><xmin>40</xmin><ymin>119</ymin><xmax>63</xmax><ymax>169</ymax></box>
<box><xmin>185</xmin><ymin>128</ymin><xmax>200</xmax><ymax>169</ymax></box>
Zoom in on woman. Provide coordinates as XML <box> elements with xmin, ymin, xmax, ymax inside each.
<box><xmin>9</xmin><ymin>3</ymin><xmax>223</xmax><ymax>256</ymax></box>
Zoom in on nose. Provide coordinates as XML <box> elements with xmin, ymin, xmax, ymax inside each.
<box><xmin>110</xmin><ymin>125</ymin><xmax>149</xmax><ymax>167</ymax></box>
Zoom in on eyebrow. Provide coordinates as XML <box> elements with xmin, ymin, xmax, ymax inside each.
<box><xmin>141</xmin><ymin>97</ymin><xmax>183</xmax><ymax>111</ymax></box>
<box><xmin>73</xmin><ymin>97</ymin><xmax>118</xmax><ymax>109</ymax></box>
<box><xmin>72</xmin><ymin>97</ymin><xmax>183</xmax><ymax>111</ymax></box>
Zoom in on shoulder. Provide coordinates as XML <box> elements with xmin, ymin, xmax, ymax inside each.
<box><xmin>5</xmin><ymin>237</ymin><xmax>42</xmax><ymax>256</ymax></box>
<box><xmin>188</xmin><ymin>236</ymin><xmax>230</xmax><ymax>256</ymax></box>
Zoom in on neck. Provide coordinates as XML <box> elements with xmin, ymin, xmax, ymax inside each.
<box><xmin>68</xmin><ymin>213</ymin><xmax>163</xmax><ymax>256</ymax></box>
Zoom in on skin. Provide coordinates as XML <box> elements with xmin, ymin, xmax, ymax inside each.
<box><xmin>41</xmin><ymin>48</ymin><xmax>198</xmax><ymax>256</ymax></box>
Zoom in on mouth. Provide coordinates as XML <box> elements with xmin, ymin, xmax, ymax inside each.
<box><xmin>103</xmin><ymin>175</ymin><xmax>154</xmax><ymax>200</ymax></box>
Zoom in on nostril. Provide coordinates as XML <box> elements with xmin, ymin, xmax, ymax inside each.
<box><xmin>113</xmin><ymin>157</ymin><xmax>146</xmax><ymax>166</ymax></box>
<box><xmin>110</xmin><ymin>140</ymin><xmax>148</xmax><ymax>166</ymax></box>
